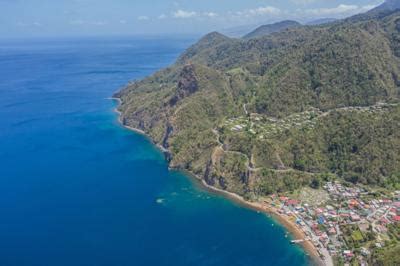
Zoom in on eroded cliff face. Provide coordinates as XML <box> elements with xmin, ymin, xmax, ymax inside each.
<box><xmin>115</xmin><ymin>61</ymin><xmax>239</xmax><ymax>176</ymax></box>
<box><xmin>169</xmin><ymin>64</ymin><xmax>198</xmax><ymax>106</ymax></box>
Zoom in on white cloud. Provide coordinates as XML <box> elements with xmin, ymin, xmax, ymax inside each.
<box><xmin>91</xmin><ymin>21</ymin><xmax>107</xmax><ymax>26</ymax></box>
<box><xmin>305</xmin><ymin>4</ymin><xmax>376</xmax><ymax>16</ymax></box>
<box><xmin>137</xmin><ymin>2</ymin><xmax>379</xmax><ymax>26</ymax></box>
<box><xmin>171</xmin><ymin>10</ymin><xmax>219</xmax><ymax>19</ymax></box>
<box><xmin>137</xmin><ymin>16</ymin><xmax>149</xmax><ymax>21</ymax></box>
<box><xmin>69</xmin><ymin>20</ymin><xmax>85</xmax><ymax>25</ymax></box>
<box><xmin>69</xmin><ymin>20</ymin><xmax>107</xmax><ymax>26</ymax></box>
<box><xmin>309</xmin><ymin>4</ymin><xmax>358</xmax><ymax>15</ymax></box>
<box><xmin>173</xmin><ymin>9</ymin><xmax>197</xmax><ymax>18</ymax></box>
<box><xmin>236</xmin><ymin>6</ymin><xmax>282</xmax><ymax>17</ymax></box>
<box><xmin>119</xmin><ymin>20</ymin><xmax>127</xmax><ymax>24</ymax></box>
<box><xmin>16</xmin><ymin>21</ymin><xmax>41</xmax><ymax>27</ymax></box>
<box><xmin>203</xmin><ymin>12</ymin><xmax>218</xmax><ymax>18</ymax></box>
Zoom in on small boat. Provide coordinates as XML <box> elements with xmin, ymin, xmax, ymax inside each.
<box><xmin>156</xmin><ymin>198</ymin><xmax>165</xmax><ymax>204</ymax></box>
<box><xmin>290</xmin><ymin>239</ymin><xmax>304</xmax><ymax>244</ymax></box>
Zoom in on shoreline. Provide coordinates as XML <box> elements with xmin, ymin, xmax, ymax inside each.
<box><xmin>110</xmin><ymin>97</ymin><xmax>169</xmax><ymax>153</ymax></box>
<box><xmin>111</xmin><ymin>97</ymin><xmax>325</xmax><ymax>265</ymax></box>
<box><xmin>191</xmin><ymin>174</ymin><xmax>324</xmax><ymax>266</ymax></box>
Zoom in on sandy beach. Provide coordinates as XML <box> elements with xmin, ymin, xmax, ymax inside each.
<box><xmin>112</xmin><ymin>97</ymin><xmax>325</xmax><ymax>265</ymax></box>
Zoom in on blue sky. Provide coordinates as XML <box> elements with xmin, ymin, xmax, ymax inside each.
<box><xmin>0</xmin><ymin>0</ymin><xmax>384</xmax><ymax>38</ymax></box>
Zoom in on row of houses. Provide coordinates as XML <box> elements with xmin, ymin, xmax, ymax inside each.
<box><xmin>269</xmin><ymin>183</ymin><xmax>400</xmax><ymax>264</ymax></box>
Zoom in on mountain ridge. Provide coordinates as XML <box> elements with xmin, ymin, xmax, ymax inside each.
<box><xmin>306</xmin><ymin>18</ymin><xmax>338</xmax><ymax>25</ymax></box>
<box><xmin>371</xmin><ymin>0</ymin><xmax>400</xmax><ymax>12</ymax></box>
<box><xmin>243</xmin><ymin>20</ymin><xmax>302</xmax><ymax>39</ymax></box>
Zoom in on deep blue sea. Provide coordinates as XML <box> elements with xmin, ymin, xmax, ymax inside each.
<box><xmin>0</xmin><ymin>37</ymin><xmax>309</xmax><ymax>266</ymax></box>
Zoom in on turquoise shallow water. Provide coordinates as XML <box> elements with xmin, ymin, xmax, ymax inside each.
<box><xmin>0</xmin><ymin>37</ymin><xmax>309</xmax><ymax>266</ymax></box>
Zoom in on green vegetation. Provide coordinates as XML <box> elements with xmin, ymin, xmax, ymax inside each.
<box><xmin>253</xmin><ymin>169</ymin><xmax>313</xmax><ymax>196</ymax></box>
<box><xmin>115</xmin><ymin>9</ymin><xmax>400</xmax><ymax>198</ymax></box>
<box><xmin>351</xmin><ymin>230</ymin><xmax>364</xmax><ymax>242</ymax></box>
<box><xmin>371</xmin><ymin>244</ymin><xmax>400</xmax><ymax>266</ymax></box>
<box><xmin>341</xmin><ymin>224</ymin><xmax>374</xmax><ymax>250</ymax></box>
<box><xmin>269</xmin><ymin>105</ymin><xmax>400</xmax><ymax>187</ymax></box>
<box><xmin>370</xmin><ymin>224</ymin><xmax>400</xmax><ymax>265</ymax></box>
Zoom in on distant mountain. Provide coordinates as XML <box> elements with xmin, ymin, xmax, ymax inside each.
<box><xmin>371</xmin><ymin>0</ymin><xmax>400</xmax><ymax>12</ymax></box>
<box><xmin>345</xmin><ymin>0</ymin><xmax>400</xmax><ymax>23</ymax></box>
<box><xmin>220</xmin><ymin>24</ymin><xmax>259</xmax><ymax>38</ymax></box>
<box><xmin>243</xmin><ymin>20</ymin><xmax>301</xmax><ymax>39</ymax></box>
<box><xmin>306</xmin><ymin>18</ymin><xmax>338</xmax><ymax>26</ymax></box>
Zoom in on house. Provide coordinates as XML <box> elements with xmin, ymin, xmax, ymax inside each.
<box><xmin>285</xmin><ymin>199</ymin><xmax>299</xmax><ymax>206</ymax></box>
<box><xmin>328</xmin><ymin>227</ymin><xmax>336</xmax><ymax>235</ymax></box>
<box><xmin>343</xmin><ymin>250</ymin><xmax>354</xmax><ymax>258</ymax></box>
<box><xmin>319</xmin><ymin>233</ymin><xmax>328</xmax><ymax>242</ymax></box>
<box><xmin>382</xmin><ymin>199</ymin><xmax>392</xmax><ymax>204</ymax></box>
<box><xmin>326</xmin><ymin>205</ymin><xmax>335</xmax><ymax>211</ymax></box>
<box><xmin>350</xmin><ymin>214</ymin><xmax>361</xmax><ymax>222</ymax></box>
<box><xmin>376</xmin><ymin>225</ymin><xmax>388</xmax><ymax>233</ymax></box>
<box><xmin>359</xmin><ymin>209</ymin><xmax>370</xmax><ymax>217</ymax></box>
<box><xmin>328</xmin><ymin>245</ymin><xmax>335</xmax><ymax>251</ymax></box>
<box><xmin>279</xmin><ymin>196</ymin><xmax>289</xmax><ymax>202</ymax></box>
<box><xmin>349</xmin><ymin>199</ymin><xmax>359</xmax><ymax>207</ymax></box>
<box><xmin>361</xmin><ymin>247</ymin><xmax>370</xmax><ymax>256</ymax></box>
<box><xmin>232</xmin><ymin>125</ymin><xmax>243</xmax><ymax>131</ymax></box>
<box><xmin>380</xmin><ymin>217</ymin><xmax>390</xmax><ymax>225</ymax></box>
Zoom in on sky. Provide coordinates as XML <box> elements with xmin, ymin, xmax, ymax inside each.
<box><xmin>0</xmin><ymin>0</ymin><xmax>384</xmax><ymax>38</ymax></box>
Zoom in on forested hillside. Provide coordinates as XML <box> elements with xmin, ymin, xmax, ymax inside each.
<box><xmin>115</xmin><ymin>8</ymin><xmax>400</xmax><ymax>197</ymax></box>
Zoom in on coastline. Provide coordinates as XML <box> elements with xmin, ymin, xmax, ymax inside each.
<box><xmin>110</xmin><ymin>97</ymin><xmax>169</xmax><ymax>153</ymax></box>
<box><xmin>191</xmin><ymin>174</ymin><xmax>324</xmax><ymax>266</ymax></box>
<box><xmin>111</xmin><ymin>97</ymin><xmax>325</xmax><ymax>266</ymax></box>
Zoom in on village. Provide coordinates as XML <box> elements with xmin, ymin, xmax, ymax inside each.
<box><xmin>223</xmin><ymin>108</ymin><xmax>321</xmax><ymax>139</ymax></box>
<box><xmin>263</xmin><ymin>183</ymin><xmax>400</xmax><ymax>265</ymax></box>
<box><xmin>218</xmin><ymin>103</ymin><xmax>400</xmax><ymax>264</ymax></box>
<box><xmin>222</xmin><ymin>103</ymin><xmax>397</xmax><ymax>140</ymax></box>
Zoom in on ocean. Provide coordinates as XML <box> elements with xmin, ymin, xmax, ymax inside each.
<box><xmin>0</xmin><ymin>36</ymin><xmax>309</xmax><ymax>266</ymax></box>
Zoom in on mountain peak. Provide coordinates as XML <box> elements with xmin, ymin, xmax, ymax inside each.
<box><xmin>198</xmin><ymin>31</ymin><xmax>230</xmax><ymax>43</ymax></box>
<box><xmin>177</xmin><ymin>31</ymin><xmax>230</xmax><ymax>64</ymax></box>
